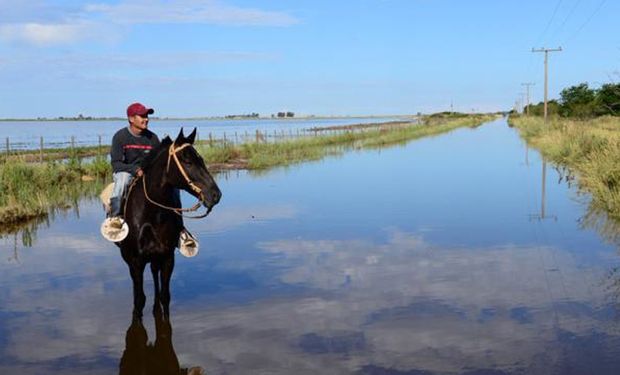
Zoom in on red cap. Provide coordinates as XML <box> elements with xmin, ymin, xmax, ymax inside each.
<box><xmin>126</xmin><ymin>102</ymin><xmax>154</xmax><ymax>117</ymax></box>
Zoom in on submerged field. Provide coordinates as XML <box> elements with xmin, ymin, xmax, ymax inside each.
<box><xmin>0</xmin><ymin>114</ymin><xmax>494</xmax><ymax>226</ymax></box>
<box><xmin>3</xmin><ymin>117</ymin><xmax>620</xmax><ymax>374</ymax></box>
<box><xmin>509</xmin><ymin>115</ymin><xmax>620</xmax><ymax>221</ymax></box>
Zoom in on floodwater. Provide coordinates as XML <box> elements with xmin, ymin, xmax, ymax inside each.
<box><xmin>0</xmin><ymin>116</ymin><xmax>402</xmax><ymax>150</ymax></box>
<box><xmin>2</xmin><ymin>117</ymin><xmax>620</xmax><ymax>374</ymax></box>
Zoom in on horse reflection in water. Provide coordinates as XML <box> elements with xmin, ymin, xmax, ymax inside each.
<box><xmin>120</xmin><ymin>305</ymin><xmax>204</xmax><ymax>375</ymax></box>
<box><xmin>117</xmin><ymin>128</ymin><xmax>221</xmax><ymax>318</ymax></box>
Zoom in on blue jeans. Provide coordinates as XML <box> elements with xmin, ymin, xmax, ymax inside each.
<box><xmin>110</xmin><ymin>172</ymin><xmax>132</xmax><ymax>217</ymax></box>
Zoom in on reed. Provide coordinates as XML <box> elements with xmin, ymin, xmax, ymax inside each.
<box><xmin>510</xmin><ymin>115</ymin><xmax>620</xmax><ymax>220</ymax></box>
<box><xmin>0</xmin><ymin>159</ymin><xmax>107</xmax><ymax>225</ymax></box>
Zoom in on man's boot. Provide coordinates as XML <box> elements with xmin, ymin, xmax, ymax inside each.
<box><xmin>101</xmin><ymin>197</ymin><xmax>128</xmax><ymax>242</ymax></box>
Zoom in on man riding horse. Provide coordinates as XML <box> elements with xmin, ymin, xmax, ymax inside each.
<box><xmin>102</xmin><ymin>102</ymin><xmax>198</xmax><ymax>256</ymax></box>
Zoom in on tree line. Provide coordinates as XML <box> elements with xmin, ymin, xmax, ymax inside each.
<box><xmin>525</xmin><ymin>82</ymin><xmax>620</xmax><ymax>118</ymax></box>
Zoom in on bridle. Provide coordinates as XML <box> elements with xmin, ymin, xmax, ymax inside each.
<box><xmin>127</xmin><ymin>142</ymin><xmax>211</xmax><ymax>219</ymax></box>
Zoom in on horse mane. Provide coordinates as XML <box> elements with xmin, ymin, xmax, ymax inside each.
<box><xmin>140</xmin><ymin>136</ymin><xmax>172</xmax><ymax>172</ymax></box>
<box><xmin>140</xmin><ymin>129</ymin><xmax>195</xmax><ymax>172</ymax></box>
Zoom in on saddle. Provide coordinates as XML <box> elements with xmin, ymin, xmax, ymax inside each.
<box><xmin>99</xmin><ymin>183</ymin><xmax>115</xmax><ymax>214</ymax></box>
<box><xmin>99</xmin><ymin>180</ymin><xmax>136</xmax><ymax>215</ymax></box>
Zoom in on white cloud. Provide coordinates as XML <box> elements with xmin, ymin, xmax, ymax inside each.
<box><xmin>0</xmin><ymin>22</ymin><xmax>94</xmax><ymax>45</ymax></box>
<box><xmin>1</xmin><ymin>222</ymin><xmax>618</xmax><ymax>373</ymax></box>
<box><xmin>191</xmin><ymin>203</ymin><xmax>299</xmax><ymax>234</ymax></box>
<box><xmin>85</xmin><ymin>0</ymin><xmax>299</xmax><ymax>26</ymax></box>
<box><xmin>0</xmin><ymin>1</ymin><xmax>298</xmax><ymax>46</ymax></box>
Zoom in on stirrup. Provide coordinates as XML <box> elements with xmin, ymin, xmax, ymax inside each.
<box><xmin>101</xmin><ymin>217</ymin><xmax>129</xmax><ymax>242</ymax></box>
<box><xmin>179</xmin><ymin>230</ymin><xmax>199</xmax><ymax>257</ymax></box>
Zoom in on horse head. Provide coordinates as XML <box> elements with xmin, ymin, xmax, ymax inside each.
<box><xmin>164</xmin><ymin>128</ymin><xmax>222</xmax><ymax>213</ymax></box>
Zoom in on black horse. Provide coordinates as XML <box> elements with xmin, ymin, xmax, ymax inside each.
<box><xmin>120</xmin><ymin>305</ymin><xmax>204</xmax><ymax>375</ymax></box>
<box><xmin>118</xmin><ymin>128</ymin><xmax>221</xmax><ymax>318</ymax></box>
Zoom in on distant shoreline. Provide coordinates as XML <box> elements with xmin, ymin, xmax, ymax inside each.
<box><xmin>0</xmin><ymin>114</ymin><xmax>417</xmax><ymax>122</ymax></box>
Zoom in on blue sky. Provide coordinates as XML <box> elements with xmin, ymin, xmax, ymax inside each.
<box><xmin>0</xmin><ymin>0</ymin><xmax>617</xmax><ymax>118</ymax></box>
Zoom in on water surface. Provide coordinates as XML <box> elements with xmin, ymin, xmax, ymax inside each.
<box><xmin>1</xmin><ymin>118</ymin><xmax>620</xmax><ymax>374</ymax></box>
<box><xmin>0</xmin><ymin>117</ymin><xmax>402</xmax><ymax>150</ymax></box>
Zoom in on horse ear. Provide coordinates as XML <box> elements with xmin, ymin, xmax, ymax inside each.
<box><xmin>175</xmin><ymin>128</ymin><xmax>185</xmax><ymax>145</ymax></box>
<box><xmin>186</xmin><ymin>128</ymin><xmax>197</xmax><ymax>144</ymax></box>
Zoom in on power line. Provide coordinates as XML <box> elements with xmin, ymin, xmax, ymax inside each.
<box><xmin>564</xmin><ymin>0</ymin><xmax>607</xmax><ymax>44</ymax></box>
<box><xmin>550</xmin><ymin>0</ymin><xmax>582</xmax><ymax>41</ymax></box>
<box><xmin>527</xmin><ymin>0</ymin><xmax>564</xmax><ymax>80</ymax></box>
<box><xmin>533</xmin><ymin>0</ymin><xmax>564</xmax><ymax>48</ymax></box>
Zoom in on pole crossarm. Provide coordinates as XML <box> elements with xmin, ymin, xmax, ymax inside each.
<box><xmin>531</xmin><ymin>47</ymin><xmax>563</xmax><ymax>53</ymax></box>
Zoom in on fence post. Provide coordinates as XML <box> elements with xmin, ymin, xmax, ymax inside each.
<box><xmin>223</xmin><ymin>132</ymin><xmax>227</xmax><ymax>146</ymax></box>
<box><xmin>98</xmin><ymin>135</ymin><xmax>102</xmax><ymax>157</ymax></box>
<box><xmin>40</xmin><ymin>136</ymin><xmax>44</xmax><ymax>163</ymax></box>
<box><xmin>5</xmin><ymin>137</ymin><xmax>9</xmax><ymax>156</ymax></box>
<box><xmin>209</xmin><ymin>132</ymin><xmax>213</xmax><ymax>146</ymax></box>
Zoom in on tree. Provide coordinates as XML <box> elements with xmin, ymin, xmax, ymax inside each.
<box><xmin>595</xmin><ymin>83</ymin><xmax>620</xmax><ymax>116</ymax></box>
<box><xmin>527</xmin><ymin>100</ymin><xmax>560</xmax><ymax>117</ymax></box>
<box><xmin>559</xmin><ymin>82</ymin><xmax>596</xmax><ymax>118</ymax></box>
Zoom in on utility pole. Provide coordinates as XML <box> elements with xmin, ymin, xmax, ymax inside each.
<box><xmin>521</xmin><ymin>82</ymin><xmax>535</xmax><ymax>115</ymax></box>
<box><xmin>532</xmin><ymin>47</ymin><xmax>562</xmax><ymax>124</ymax></box>
<box><xmin>520</xmin><ymin>92</ymin><xmax>527</xmax><ymax>114</ymax></box>
<box><xmin>528</xmin><ymin>160</ymin><xmax>557</xmax><ymax>222</ymax></box>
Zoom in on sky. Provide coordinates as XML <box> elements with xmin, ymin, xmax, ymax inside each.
<box><xmin>0</xmin><ymin>0</ymin><xmax>618</xmax><ymax>118</ymax></box>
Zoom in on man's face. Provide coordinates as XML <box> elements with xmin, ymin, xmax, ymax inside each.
<box><xmin>129</xmin><ymin>114</ymin><xmax>149</xmax><ymax>132</ymax></box>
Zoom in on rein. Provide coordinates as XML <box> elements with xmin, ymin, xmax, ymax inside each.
<box><xmin>127</xmin><ymin>142</ymin><xmax>210</xmax><ymax>219</ymax></box>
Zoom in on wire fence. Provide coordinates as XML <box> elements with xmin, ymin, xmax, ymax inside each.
<box><xmin>1</xmin><ymin>121</ymin><xmax>418</xmax><ymax>163</ymax></box>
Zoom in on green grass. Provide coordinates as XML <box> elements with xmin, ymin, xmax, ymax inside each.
<box><xmin>510</xmin><ymin>115</ymin><xmax>620</xmax><ymax>221</ymax></box>
<box><xmin>0</xmin><ymin>115</ymin><xmax>494</xmax><ymax>226</ymax></box>
<box><xmin>0</xmin><ymin>157</ymin><xmax>108</xmax><ymax>225</ymax></box>
<box><xmin>195</xmin><ymin>115</ymin><xmax>495</xmax><ymax>170</ymax></box>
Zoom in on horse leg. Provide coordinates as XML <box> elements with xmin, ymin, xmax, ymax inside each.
<box><xmin>151</xmin><ymin>261</ymin><xmax>162</xmax><ymax>313</ymax></box>
<box><xmin>129</xmin><ymin>261</ymin><xmax>147</xmax><ymax>319</ymax></box>
<box><xmin>160</xmin><ymin>255</ymin><xmax>175</xmax><ymax>318</ymax></box>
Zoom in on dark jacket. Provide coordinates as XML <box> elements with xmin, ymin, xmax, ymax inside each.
<box><xmin>110</xmin><ymin>127</ymin><xmax>160</xmax><ymax>174</ymax></box>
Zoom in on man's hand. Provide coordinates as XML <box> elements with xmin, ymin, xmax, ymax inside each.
<box><xmin>136</xmin><ymin>168</ymin><xmax>144</xmax><ymax>177</ymax></box>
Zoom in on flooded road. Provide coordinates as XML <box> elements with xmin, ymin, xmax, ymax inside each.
<box><xmin>1</xmin><ymin>117</ymin><xmax>620</xmax><ymax>374</ymax></box>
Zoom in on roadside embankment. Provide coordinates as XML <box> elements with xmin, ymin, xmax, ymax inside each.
<box><xmin>0</xmin><ymin>115</ymin><xmax>494</xmax><ymax>227</ymax></box>
<box><xmin>509</xmin><ymin>115</ymin><xmax>620</xmax><ymax>221</ymax></box>
<box><xmin>201</xmin><ymin>115</ymin><xmax>496</xmax><ymax>171</ymax></box>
